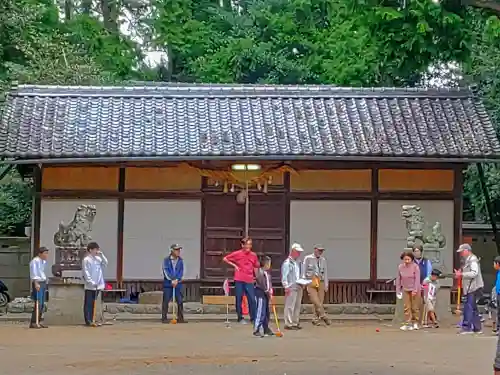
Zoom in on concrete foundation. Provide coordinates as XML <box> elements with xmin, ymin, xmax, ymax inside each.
<box><xmin>43</xmin><ymin>278</ymin><xmax>103</xmax><ymax>326</ymax></box>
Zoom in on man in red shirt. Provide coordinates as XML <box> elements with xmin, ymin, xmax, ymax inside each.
<box><xmin>223</xmin><ymin>237</ymin><xmax>259</xmax><ymax>324</ymax></box>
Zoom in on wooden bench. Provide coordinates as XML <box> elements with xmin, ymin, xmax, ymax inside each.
<box><xmin>101</xmin><ymin>289</ymin><xmax>127</xmax><ymax>302</ymax></box>
<box><xmin>366</xmin><ymin>289</ymin><xmax>394</xmax><ymax>303</ymax></box>
<box><xmin>203</xmin><ymin>295</ymin><xmax>286</xmax><ymax>305</ymax></box>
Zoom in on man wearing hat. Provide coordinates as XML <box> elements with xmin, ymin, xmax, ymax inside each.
<box><xmin>281</xmin><ymin>242</ymin><xmax>305</xmax><ymax>330</ymax></box>
<box><xmin>162</xmin><ymin>244</ymin><xmax>186</xmax><ymax>323</ymax></box>
<box><xmin>302</xmin><ymin>244</ymin><xmax>331</xmax><ymax>326</ymax></box>
<box><xmin>455</xmin><ymin>243</ymin><xmax>484</xmax><ymax>334</ymax></box>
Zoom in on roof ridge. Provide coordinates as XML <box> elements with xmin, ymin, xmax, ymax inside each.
<box><xmin>9</xmin><ymin>84</ymin><xmax>472</xmax><ymax>99</ymax></box>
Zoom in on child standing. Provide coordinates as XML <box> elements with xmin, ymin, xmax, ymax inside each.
<box><xmin>253</xmin><ymin>256</ymin><xmax>274</xmax><ymax>338</ymax></box>
<box><xmin>493</xmin><ymin>256</ymin><xmax>500</xmax><ymax>334</ymax></box>
<box><xmin>396</xmin><ymin>251</ymin><xmax>421</xmax><ymax>331</ymax></box>
<box><xmin>422</xmin><ymin>269</ymin><xmax>442</xmax><ymax>328</ymax></box>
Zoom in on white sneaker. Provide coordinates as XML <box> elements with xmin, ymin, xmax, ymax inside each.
<box><xmin>400</xmin><ymin>325</ymin><xmax>409</xmax><ymax>331</ymax></box>
<box><xmin>413</xmin><ymin>323</ymin><xmax>419</xmax><ymax>330</ymax></box>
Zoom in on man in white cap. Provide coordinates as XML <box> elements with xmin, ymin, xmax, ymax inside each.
<box><xmin>455</xmin><ymin>243</ymin><xmax>484</xmax><ymax>334</ymax></box>
<box><xmin>281</xmin><ymin>242</ymin><xmax>304</xmax><ymax>330</ymax></box>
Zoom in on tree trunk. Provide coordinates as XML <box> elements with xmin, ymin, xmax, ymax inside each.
<box><xmin>64</xmin><ymin>0</ymin><xmax>73</xmax><ymax>21</ymax></box>
<box><xmin>81</xmin><ymin>0</ymin><xmax>92</xmax><ymax>14</ymax></box>
<box><xmin>100</xmin><ymin>0</ymin><xmax>119</xmax><ymax>32</ymax></box>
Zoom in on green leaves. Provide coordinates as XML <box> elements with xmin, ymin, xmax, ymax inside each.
<box><xmin>0</xmin><ymin>169</ymin><xmax>33</xmax><ymax>236</ymax></box>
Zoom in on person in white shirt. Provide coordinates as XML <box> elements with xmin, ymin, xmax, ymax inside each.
<box><xmin>281</xmin><ymin>243</ymin><xmax>304</xmax><ymax>330</ymax></box>
<box><xmin>82</xmin><ymin>242</ymin><xmax>108</xmax><ymax>327</ymax></box>
<box><xmin>29</xmin><ymin>247</ymin><xmax>49</xmax><ymax>329</ymax></box>
<box><xmin>302</xmin><ymin>244</ymin><xmax>331</xmax><ymax>326</ymax></box>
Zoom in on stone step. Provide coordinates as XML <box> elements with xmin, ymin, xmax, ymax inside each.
<box><xmin>0</xmin><ymin>312</ymin><xmax>394</xmax><ymax>323</ymax></box>
<box><xmin>1</xmin><ymin>301</ymin><xmax>395</xmax><ymax>315</ymax></box>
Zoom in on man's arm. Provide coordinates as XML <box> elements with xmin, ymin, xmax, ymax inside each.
<box><xmin>462</xmin><ymin>260</ymin><xmax>479</xmax><ymax>279</ymax></box>
<box><xmin>99</xmin><ymin>252</ymin><xmax>108</xmax><ymax>268</ymax></box>
<box><xmin>281</xmin><ymin>261</ymin><xmax>289</xmax><ymax>289</ymax></box>
<box><xmin>30</xmin><ymin>259</ymin><xmax>42</xmax><ymax>281</ymax></box>
<box><xmin>323</xmin><ymin>258</ymin><xmax>328</xmax><ymax>291</ymax></box>
<box><xmin>178</xmin><ymin>259</ymin><xmax>184</xmax><ymax>280</ymax></box>
<box><xmin>300</xmin><ymin>256</ymin><xmax>308</xmax><ymax>280</ymax></box>
<box><xmin>162</xmin><ymin>258</ymin><xmax>172</xmax><ymax>280</ymax></box>
<box><xmin>223</xmin><ymin>252</ymin><xmax>239</xmax><ymax>271</ymax></box>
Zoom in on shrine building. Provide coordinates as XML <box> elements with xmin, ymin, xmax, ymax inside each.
<box><xmin>0</xmin><ymin>84</ymin><xmax>499</xmax><ymax>303</ymax></box>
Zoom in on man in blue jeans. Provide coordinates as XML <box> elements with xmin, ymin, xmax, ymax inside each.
<box><xmin>455</xmin><ymin>243</ymin><xmax>484</xmax><ymax>334</ymax></box>
<box><xmin>223</xmin><ymin>237</ymin><xmax>259</xmax><ymax>324</ymax></box>
<box><xmin>29</xmin><ymin>247</ymin><xmax>49</xmax><ymax>329</ymax></box>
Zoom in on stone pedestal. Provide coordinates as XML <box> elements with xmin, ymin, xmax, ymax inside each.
<box><xmin>44</xmin><ymin>278</ymin><xmax>103</xmax><ymax>326</ymax></box>
<box><xmin>436</xmin><ymin>286</ymin><xmax>455</xmax><ymax>326</ymax></box>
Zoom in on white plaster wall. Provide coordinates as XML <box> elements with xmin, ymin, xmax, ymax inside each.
<box><xmin>123</xmin><ymin>200</ymin><xmax>201</xmax><ymax>280</ymax></box>
<box><xmin>40</xmin><ymin>199</ymin><xmax>119</xmax><ymax>279</ymax></box>
<box><xmin>290</xmin><ymin>201</ymin><xmax>371</xmax><ymax>280</ymax></box>
<box><xmin>377</xmin><ymin>200</ymin><xmax>454</xmax><ymax>280</ymax></box>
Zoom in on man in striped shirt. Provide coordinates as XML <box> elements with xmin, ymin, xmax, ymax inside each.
<box><xmin>29</xmin><ymin>247</ymin><xmax>49</xmax><ymax>329</ymax></box>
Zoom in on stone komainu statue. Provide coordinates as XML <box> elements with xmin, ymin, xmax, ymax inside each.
<box><xmin>401</xmin><ymin>204</ymin><xmax>446</xmax><ymax>266</ymax></box>
<box><xmin>53</xmin><ymin>204</ymin><xmax>97</xmax><ymax>248</ymax></box>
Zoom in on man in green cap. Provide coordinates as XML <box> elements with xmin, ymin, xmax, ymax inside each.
<box><xmin>162</xmin><ymin>244</ymin><xmax>186</xmax><ymax>323</ymax></box>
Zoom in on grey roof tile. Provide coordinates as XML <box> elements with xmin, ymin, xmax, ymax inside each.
<box><xmin>0</xmin><ymin>84</ymin><xmax>499</xmax><ymax>160</ymax></box>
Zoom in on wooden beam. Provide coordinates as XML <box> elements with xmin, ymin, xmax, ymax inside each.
<box><xmin>370</xmin><ymin>167</ymin><xmax>379</xmax><ymax>285</ymax></box>
<box><xmin>116</xmin><ymin>167</ymin><xmax>125</xmax><ymax>286</ymax></box>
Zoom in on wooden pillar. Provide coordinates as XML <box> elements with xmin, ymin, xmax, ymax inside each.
<box><xmin>116</xmin><ymin>167</ymin><xmax>125</xmax><ymax>287</ymax></box>
<box><xmin>453</xmin><ymin>166</ymin><xmax>464</xmax><ymax>271</ymax></box>
<box><xmin>369</xmin><ymin>167</ymin><xmax>379</xmax><ymax>285</ymax></box>
<box><xmin>32</xmin><ymin>165</ymin><xmax>42</xmax><ymax>255</ymax></box>
<box><xmin>284</xmin><ymin>172</ymin><xmax>291</xmax><ymax>256</ymax></box>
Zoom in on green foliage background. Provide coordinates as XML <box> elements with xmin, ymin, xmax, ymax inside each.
<box><xmin>0</xmin><ymin>0</ymin><xmax>500</xmax><ymax>234</ymax></box>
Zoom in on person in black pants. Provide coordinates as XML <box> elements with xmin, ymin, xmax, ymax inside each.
<box><xmin>82</xmin><ymin>242</ymin><xmax>108</xmax><ymax>327</ymax></box>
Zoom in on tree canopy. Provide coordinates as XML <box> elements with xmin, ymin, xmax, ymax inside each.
<box><xmin>1</xmin><ymin>0</ymin><xmax>500</xmax><ymax>233</ymax></box>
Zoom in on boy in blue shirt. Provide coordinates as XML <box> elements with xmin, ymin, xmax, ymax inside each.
<box><xmin>493</xmin><ymin>256</ymin><xmax>500</xmax><ymax>333</ymax></box>
<box><xmin>162</xmin><ymin>244</ymin><xmax>186</xmax><ymax>323</ymax></box>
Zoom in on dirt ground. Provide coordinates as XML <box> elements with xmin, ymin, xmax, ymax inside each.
<box><xmin>0</xmin><ymin>321</ymin><xmax>497</xmax><ymax>375</ymax></box>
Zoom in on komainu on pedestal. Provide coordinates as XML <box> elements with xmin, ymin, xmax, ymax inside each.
<box><xmin>51</xmin><ymin>204</ymin><xmax>97</xmax><ymax>276</ymax></box>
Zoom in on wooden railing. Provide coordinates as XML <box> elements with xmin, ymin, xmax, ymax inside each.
<box><xmin>112</xmin><ymin>279</ymin><xmax>397</xmax><ymax>304</ymax></box>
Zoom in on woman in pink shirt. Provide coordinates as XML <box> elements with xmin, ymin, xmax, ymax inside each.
<box><xmin>223</xmin><ymin>237</ymin><xmax>259</xmax><ymax>324</ymax></box>
<box><xmin>396</xmin><ymin>251</ymin><xmax>421</xmax><ymax>331</ymax></box>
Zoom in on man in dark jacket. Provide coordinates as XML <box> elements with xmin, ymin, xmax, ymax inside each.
<box><xmin>162</xmin><ymin>244</ymin><xmax>186</xmax><ymax>323</ymax></box>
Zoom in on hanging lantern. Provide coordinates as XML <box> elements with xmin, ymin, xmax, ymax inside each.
<box><xmin>236</xmin><ymin>189</ymin><xmax>246</xmax><ymax>204</ymax></box>
<box><xmin>223</xmin><ymin>181</ymin><xmax>228</xmax><ymax>193</ymax></box>
<box><xmin>257</xmin><ymin>182</ymin><xmax>262</xmax><ymax>191</ymax></box>
<box><xmin>214</xmin><ymin>180</ymin><xmax>220</xmax><ymax>187</ymax></box>
<box><xmin>263</xmin><ymin>180</ymin><xmax>268</xmax><ymax>193</ymax></box>
<box><xmin>230</xmin><ymin>184</ymin><xmax>235</xmax><ymax>193</ymax></box>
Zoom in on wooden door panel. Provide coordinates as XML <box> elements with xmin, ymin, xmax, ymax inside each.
<box><xmin>203</xmin><ymin>192</ymin><xmax>287</xmax><ymax>281</ymax></box>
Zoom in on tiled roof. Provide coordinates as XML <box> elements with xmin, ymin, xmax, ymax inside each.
<box><xmin>0</xmin><ymin>84</ymin><xmax>499</xmax><ymax>161</ymax></box>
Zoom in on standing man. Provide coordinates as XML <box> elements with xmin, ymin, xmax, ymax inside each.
<box><xmin>162</xmin><ymin>244</ymin><xmax>186</xmax><ymax>323</ymax></box>
<box><xmin>281</xmin><ymin>242</ymin><xmax>304</xmax><ymax>330</ymax></box>
<box><xmin>455</xmin><ymin>243</ymin><xmax>484</xmax><ymax>334</ymax></box>
<box><xmin>302</xmin><ymin>244</ymin><xmax>331</xmax><ymax>326</ymax></box>
<box><xmin>29</xmin><ymin>247</ymin><xmax>49</xmax><ymax>329</ymax></box>
<box><xmin>82</xmin><ymin>242</ymin><xmax>108</xmax><ymax>327</ymax></box>
<box><xmin>413</xmin><ymin>245</ymin><xmax>432</xmax><ymax>284</ymax></box>
<box><xmin>223</xmin><ymin>237</ymin><xmax>259</xmax><ymax>324</ymax></box>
